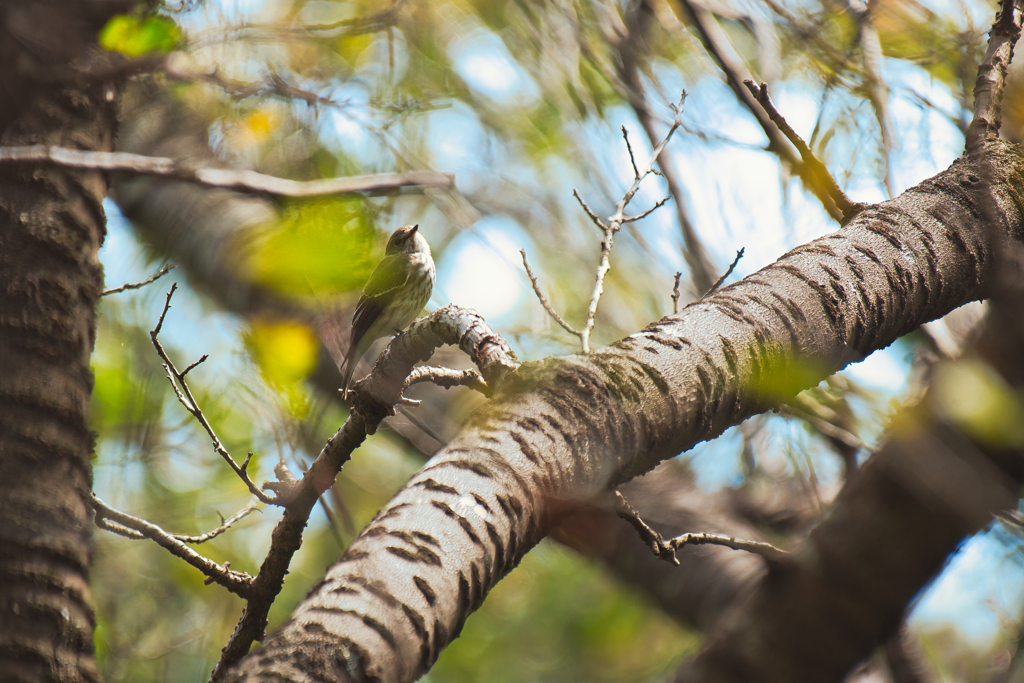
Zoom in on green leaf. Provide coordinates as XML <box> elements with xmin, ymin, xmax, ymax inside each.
<box><xmin>99</xmin><ymin>15</ymin><xmax>180</xmax><ymax>57</ymax></box>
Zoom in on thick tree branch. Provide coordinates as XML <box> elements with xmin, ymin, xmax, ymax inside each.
<box><xmin>212</xmin><ymin>305</ymin><xmax>517</xmax><ymax>679</ymax></box>
<box><xmin>0</xmin><ymin>144</ymin><xmax>454</xmax><ymax>197</ymax></box>
<box><xmin>226</xmin><ymin>138</ymin><xmax>1024</xmax><ymax>683</ymax></box>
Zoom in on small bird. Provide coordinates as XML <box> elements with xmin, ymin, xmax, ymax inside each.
<box><xmin>341</xmin><ymin>224</ymin><xmax>435</xmax><ymax>398</ymax></box>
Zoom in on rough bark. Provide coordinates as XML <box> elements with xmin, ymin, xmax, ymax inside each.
<box><xmin>224</xmin><ymin>129</ymin><xmax>1024</xmax><ymax>681</ymax></box>
<box><xmin>0</xmin><ymin>2</ymin><xmax>125</xmax><ymax>680</ymax></box>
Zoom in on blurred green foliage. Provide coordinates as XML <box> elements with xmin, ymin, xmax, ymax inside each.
<box><xmin>87</xmin><ymin>0</ymin><xmax>1022</xmax><ymax>680</ymax></box>
<box><xmin>99</xmin><ymin>14</ymin><xmax>180</xmax><ymax>56</ymax></box>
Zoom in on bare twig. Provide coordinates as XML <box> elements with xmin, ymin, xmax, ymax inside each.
<box><xmin>91</xmin><ymin>495</ymin><xmax>255</xmax><ymax>596</ymax></box>
<box><xmin>101</xmin><ymin>263</ymin><xmax>177</xmax><ymax>296</ymax></box>
<box><xmin>572</xmin><ymin>189</ymin><xmax>608</xmax><ymax>231</ymax></box>
<box><xmin>742</xmin><ymin>80</ymin><xmax>863</xmax><ymax>222</ymax></box>
<box><xmin>613</xmin><ymin>491</ymin><xmax>788</xmax><ymax>565</ymax></box>
<box><xmin>520</xmin><ymin>249</ymin><xmax>583</xmax><ymax>339</ymax></box>
<box><xmin>150</xmin><ymin>284</ymin><xmax>278</xmax><ymax>506</ymax></box>
<box><xmin>404</xmin><ymin>366</ymin><xmax>489</xmax><ymax>395</ymax></box>
<box><xmin>576</xmin><ymin>93</ymin><xmax>687</xmax><ymax>353</ymax></box>
<box><xmin>175</xmin><ymin>501</ymin><xmax>262</xmax><ymax>544</ymax></box>
<box><xmin>966</xmin><ymin>0</ymin><xmax>1023</xmax><ymax>150</ymax></box>
<box><xmin>667</xmin><ymin>531</ymin><xmax>790</xmax><ymax>562</ymax></box>
<box><xmin>621</xmin><ymin>195</ymin><xmax>671</xmax><ymax>223</ymax></box>
<box><xmin>621</xmin><ymin>125</ymin><xmax>642</xmax><ymax>180</ymax></box>
<box><xmin>671</xmin><ymin>272</ymin><xmax>683</xmax><ymax>314</ymax></box>
<box><xmin>613</xmin><ymin>491</ymin><xmax>679</xmax><ymax>564</ymax></box>
<box><xmin>702</xmin><ymin>248</ymin><xmax>745</xmax><ymax>298</ymax></box>
<box><xmin>0</xmin><ymin>145</ymin><xmax>454</xmax><ymax>198</ymax></box>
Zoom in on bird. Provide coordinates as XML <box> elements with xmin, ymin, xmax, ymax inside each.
<box><xmin>341</xmin><ymin>224</ymin><xmax>435</xmax><ymax>399</ymax></box>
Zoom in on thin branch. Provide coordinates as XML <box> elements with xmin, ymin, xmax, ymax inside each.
<box><xmin>613</xmin><ymin>491</ymin><xmax>679</xmax><ymax>565</ymax></box>
<box><xmin>966</xmin><ymin>0</ymin><xmax>1023</xmax><ymax>150</ymax></box>
<box><xmin>742</xmin><ymin>80</ymin><xmax>863</xmax><ymax>222</ymax></box>
<box><xmin>667</xmin><ymin>531</ymin><xmax>790</xmax><ymax>563</ymax></box>
<box><xmin>404</xmin><ymin>366</ymin><xmax>489</xmax><ymax>396</ymax></box>
<box><xmin>621</xmin><ymin>195</ymin><xmax>671</xmax><ymax>223</ymax></box>
<box><xmin>175</xmin><ymin>501</ymin><xmax>262</xmax><ymax>544</ymax></box>
<box><xmin>91</xmin><ymin>495</ymin><xmax>255</xmax><ymax>597</ymax></box>
<box><xmin>150</xmin><ymin>284</ymin><xmax>278</xmax><ymax>506</ymax></box>
<box><xmin>572</xmin><ymin>188</ymin><xmax>608</xmax><ymax>231</ymax></box>
<box><xmin>101</xmin><ymin>263</ymin><xmax>177</xmax><ymax>296</ymax></box>
<box><xmin>613</xmin><ymin>491</ymin><xmax>789</xmax><ymax>565</ymax></box>
<box><xmin>671</xmin><ymin>272</ymin><xmax>683</xmax><ymax>315</ymax></box>
<box><xmin>621</xmin><ymin>125</ymin><xmax>642</xmax><ymax>180</ymax></box>
<box><xmin>0</xmin><ymin>145</ymin><xmax>454</xmax><ymax>198</ymax></box>
<box><xmin>520</xmin><ymin>249</ymin><xmax>583</xmax><ymax>339</ymax></box>
<box><xmin>701</xmin><ymin>248</ymin><xmax>745</xmax><ymax>298</ymax></box>
<box><xmin>616</xmin><ymin>4</ymin><xmax>718</xmax><ymax>293</ymax></box>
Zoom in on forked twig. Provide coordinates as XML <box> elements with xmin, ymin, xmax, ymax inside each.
<box><xmin>91</xmin><ymin>495</ymin><xmax>255</xmax><ymax>596</ymax></box>
<box><xmin>150</xmin><ymin>284</ymin><xmax>278</xmax><ymax>506</ymax></box>
<box><xmin>613</xmin><ymin>491</ymin><xmax>788</xmax><ymax>564</ymax></box>
<box><xmin>576</xmin><ymin>93</ymin><xmax>687</xmax><ymax>353</ymax></box>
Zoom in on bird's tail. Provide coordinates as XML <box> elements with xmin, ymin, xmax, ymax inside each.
<box><xmin>339</xmin><ymin>350</ymin><xmax>356</xmax><ymax>401</ymax></box>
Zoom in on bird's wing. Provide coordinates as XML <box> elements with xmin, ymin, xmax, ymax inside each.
<box><xmin>348</xmin><ymin>253</ymin><xmax>411</xmax><ymax>352</ymax></box>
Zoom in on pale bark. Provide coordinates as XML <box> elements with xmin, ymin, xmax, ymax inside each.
<box><xmin>226</xmin><ymin>137</ymin><xmax>1024</xmax><ymax>682</ymax></box>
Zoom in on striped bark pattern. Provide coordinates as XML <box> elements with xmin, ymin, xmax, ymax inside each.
<box><xmin>230</xmin><ymin>144</ymin><xmax>1024</xmax><ymax>682</ymax></box>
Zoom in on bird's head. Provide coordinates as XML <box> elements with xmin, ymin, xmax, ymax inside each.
<box><xmin>385</xmin><ymin>224</ymin><xmax>430</xmax><ymax>257</ymax></box>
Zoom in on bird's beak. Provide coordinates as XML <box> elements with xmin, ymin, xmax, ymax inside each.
<box><xmin>410</xmin><ymin>224</ymin><xmax>419</xmax><ymax>233</ymax></box>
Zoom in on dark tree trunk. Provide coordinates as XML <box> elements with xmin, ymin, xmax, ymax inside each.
<box><xmin>0</xmin><ymin>2</ymin><xmax>125</xmax><ymax>680</ymax></box>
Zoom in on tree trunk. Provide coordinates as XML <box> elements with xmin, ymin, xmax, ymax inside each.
<box><xmin>0</xmin><ymin>2</ymin><xmax>124</xmax><ymax>680</ymax></box>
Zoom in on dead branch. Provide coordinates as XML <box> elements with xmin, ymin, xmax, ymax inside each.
<box><xmin>0</xmin><ymin>145</ymin><xmax>454</xmax><ymax>198</ymax></box>
<box><xmin>576</xmin><ymin>93</ymin><xmax>687</xmax><ymax>353</ymax></box>
<box><xmin>613</xmin><ymin>491</ymin><xmax>788</xmax><ymax>565</ymax></box>
<box><xmin>520</xmin><ymin>249</ymin><xmax>583</xmax><ymax>339</ymax></box>
<box><xmin>150</xmin><ymin>284</ymin><xmax>278</xmax><ymax>505</ymax></box>
<box><xmin>91</xmin><ymin>495</ymin><xmax>255</xmax><ymax>597</ymax></box>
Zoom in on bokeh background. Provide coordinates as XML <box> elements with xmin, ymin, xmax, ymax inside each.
<box><xmin>90</xmin><ymin>0</ymin><xmax>1024</xmax><ymax>680</ymax></box>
